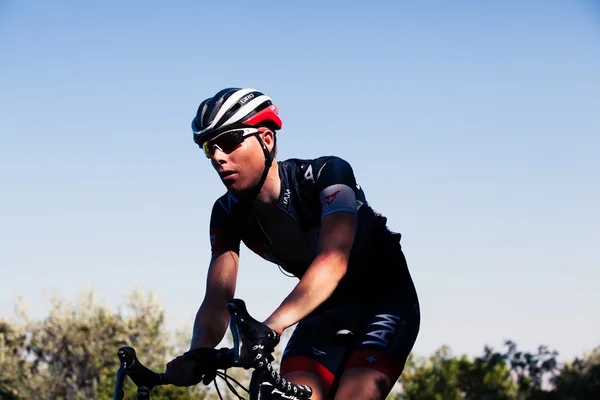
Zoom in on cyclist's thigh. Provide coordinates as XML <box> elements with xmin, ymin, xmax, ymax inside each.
<box><xmin>280</xmin><ymin>312</ymin><xmax>350</xmax><ymax>395</ymax></box>
<box><xmin>343</xmin><ymin>298</ymin><xmax>420</xmax><ymax>385</ymax></box>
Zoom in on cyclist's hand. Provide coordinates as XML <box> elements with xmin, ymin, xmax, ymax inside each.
<box><xmin>252</xmin><ymin>324</ymin><xmax>281</xmax><ymax>355</ymax></box>
<box><xmin>245</xmin><ymin>326</ymin><xmax>280</xmax><ymax>368</ymax></box>
<box><xmin>166</xmin><ymin>354</ymin><xmax>215</xmax><ymax>387</ymax></box>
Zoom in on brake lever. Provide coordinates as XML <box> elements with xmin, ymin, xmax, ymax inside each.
<box><xmin>225</xmin><ymin>299</ymin><xmax>280</xmax><ymax>368</ymax></box>
<box><xmin>117</xmin><ymin>347</ymin><xmax>167</xmax><ymax>388</ymax></box>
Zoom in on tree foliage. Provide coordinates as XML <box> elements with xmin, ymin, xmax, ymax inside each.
<box><xmin>0</xmin><ymin>289</ymin><xmax>213</xmax><ymax>399</ymax></box>
<box><xmin>1</xmin><ymin>290</ymin><xmax>598</xmax><ymax>399</ymax></box>
<box><xmin>394</xmin><ymin>341</ymin><xmax>600</xmax><ymax>400</ymax></box>
<box><xmin>552</xmin><ymin>346</ymin><xmax>600</xmax><ymax>400</ymax></box>
<box><xmin>395</xmin><ymin>345</ymin><xmax>516</xmax><ymax>400</ymax></box>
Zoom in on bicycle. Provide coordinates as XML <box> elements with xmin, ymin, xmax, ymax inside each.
<box><xmin>113</xmin><ymin>298</ymin><xmax>314</xmax><ymax>400</ymax></box>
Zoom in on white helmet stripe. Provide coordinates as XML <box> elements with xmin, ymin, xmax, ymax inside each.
<box><xmin>199</xmin><ymin>103</ymin><xmax>210</xmax><ymax>129</ymax></box>
<box><xmin>222</xmin><ymin>94</ymin><xmax>271</xmax><ymax>126</ymax></box>
<box><xmin>198</xmin><ymin>88</ymin><xmax>256</xmax><ymax>135</ymax></box>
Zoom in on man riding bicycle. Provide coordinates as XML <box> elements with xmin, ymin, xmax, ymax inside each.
<box><xmin>166</xmin><ymin>88</ymin><xmax>420</xmax><ymax>400</ymax></box>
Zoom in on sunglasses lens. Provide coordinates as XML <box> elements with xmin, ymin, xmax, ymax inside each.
<box><xmin>202</xmin><ymin>130</ymin><xmax>249</xmax><ymax>158</ymax></box>
<box><xmin>202</xmin><ymin>141</ymin><xmax>212</xmax><ymax>158</ymax></box>
<box><xmin>216</xmin><ymin>130</ymin><xmax>244</xmax><ymax>152</ymax></box>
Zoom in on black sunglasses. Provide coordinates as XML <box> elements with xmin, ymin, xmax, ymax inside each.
<box><xmin>202</xmin><ymin>128</ymin><xmax>260</xmax><ymax>158</ymax></box>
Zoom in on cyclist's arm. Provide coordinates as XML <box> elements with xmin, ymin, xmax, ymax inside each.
<box><xmin>264</xmin><ymin>210</ymin><xmax>356</xmax><ymax>334</ymax></box>
<box><xmin>190</xmin><ymin>196</ymin><xmax>241</xmax><ymax>349</ymax></box>
<box><xmin>265</xmin><ymin>158</ymin><xmax>359</xmax><ymax>333</ymax></box>
<box><xmin>190</xmin><ymin>250</ymin><xmax>239</xmax><ymax>349</ymax></box>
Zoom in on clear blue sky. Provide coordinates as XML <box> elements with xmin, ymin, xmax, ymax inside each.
<box><xmin>1</xmin><ymin>0</ymin><xmax>599</xmax><ymax>362</ymax></box>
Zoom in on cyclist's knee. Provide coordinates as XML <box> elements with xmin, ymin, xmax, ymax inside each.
<box><xmin>333</xmin><ymin>367</ymin><xmax>394</xmax><ymax>400</ymax></box>
<box><xmin>283</xmin><ymin>371</ymin><xmax>327</xmax><ymax>400</ymax></box>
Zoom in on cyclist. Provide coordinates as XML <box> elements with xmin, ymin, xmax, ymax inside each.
<box><xmin>166</xmin><ymin>88</ymin><xmax>420</xmax><ymax>399</ymax></box>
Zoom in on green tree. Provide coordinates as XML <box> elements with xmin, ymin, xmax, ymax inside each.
<box><xmin>0</xmin><ymin>320</ymin><xmax>27</xmax><ymax>399</ymax></box>
<box><xmin>553</xmin><ymin>346</ymin><xmax>600</xmax><ymax>400</ymax></box>
<box><xmin>493</xmin><ymin>340</ymin><xmax>559</xmax><ymax>400</ymax></box>
<box><xmin>395</xmin><ymin>345</ymin><xmax>516</xmax><ymax>400</ymax></box>
<box><xmin>0</xmin><ymin>289</ymin><xmax>209</xmax><ymax>400</ymax></box>
<box><xmin>393</xmin><ymin>341</ymin><xmax>570</xmax><ymax>400</ymax></box>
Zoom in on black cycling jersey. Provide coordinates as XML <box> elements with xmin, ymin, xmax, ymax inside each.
<box><xmin>209</xmin><ymin>156</ymin><xmax>417</xmax><ymax>305</ymax></box>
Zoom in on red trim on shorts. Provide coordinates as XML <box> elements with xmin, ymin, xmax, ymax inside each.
<box><xmin>345</xmin><ymin>349</ymin><xmax>402</xmax><ymax>381</ymax></box>
<box><xmin>280</xmin><ymin>356</ymin><xmax>335</xmax><ymax>390</ymax></box>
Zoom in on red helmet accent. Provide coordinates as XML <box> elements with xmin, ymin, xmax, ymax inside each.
<box><xmin>242</xmin><ymin>105</ymin><xmax>282</xmax><ymax>130</ymax></box>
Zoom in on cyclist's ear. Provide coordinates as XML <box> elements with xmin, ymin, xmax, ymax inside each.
<box><xmin>258</xmin><ymin>128</ymin><xmax>276</xmax><ymax>154</ymax></box>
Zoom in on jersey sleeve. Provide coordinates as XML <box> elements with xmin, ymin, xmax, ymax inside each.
<box><xmin>315</xmin><ymin>157</ymin><xmax>358</xmax><ymax>219</ymax></box>
<box><xmin>209</xmin><ymin>194</ymin><xmax>241</xmax><ymax>255</ymax></box>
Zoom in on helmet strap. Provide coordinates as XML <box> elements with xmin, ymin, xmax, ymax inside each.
<box><xmin>235</xmin><ymin>134</ymin><xmax>274</xmax><ymax>203</ymax></box>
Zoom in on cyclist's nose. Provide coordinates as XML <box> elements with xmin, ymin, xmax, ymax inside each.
<box><xmin>210</xmin><ymin>146</ymin><xmax>227</xmax><ymax>165</ymax></box>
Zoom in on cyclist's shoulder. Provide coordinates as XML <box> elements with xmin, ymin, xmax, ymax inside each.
<box><xmin>279</xmin><ymin>155</ymin><xmax>354</xmax><ymax>181</ymax></box>
<box><xmin>279</xmin><ymin>155</ymin><xmax>351</xmax><ymax>168</ymax></box>
<box><xmin>210</xmin><ymin>191</ymin><xmax>245</xmax><ymax>218</ymax></box>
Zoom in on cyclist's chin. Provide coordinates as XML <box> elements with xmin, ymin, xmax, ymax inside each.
<box><xmin>222</xmin><ymin>173</ymin><xmax>262</xmax><ymax>196</ymax></box>
<box><xmin>224</xmin><ymin>180</ymin><xmax>250</xmax><ymax>196</ymax></box>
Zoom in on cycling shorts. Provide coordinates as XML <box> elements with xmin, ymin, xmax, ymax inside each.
<box><xmin>280</xmin><ymin>285</ymin><xmax>420</xmax><ymax>390</ymax></box>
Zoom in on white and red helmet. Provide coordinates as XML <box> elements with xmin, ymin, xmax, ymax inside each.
<box><xmin>192</xmin><ymin>88</ymin><xmax>282</xmax><ymax>146</ymax></box>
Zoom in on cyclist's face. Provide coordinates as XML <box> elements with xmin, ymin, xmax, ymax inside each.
<box><xmin>209</xmin><ymin>129</ymin><xmax>275</xmax><ymax>194</ymax></box>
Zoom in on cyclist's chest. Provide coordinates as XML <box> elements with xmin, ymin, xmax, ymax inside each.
<box><xmin>241</xmin><ymin>206</ymin><xmax>320</xmax><ymax>275</ymax></box>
